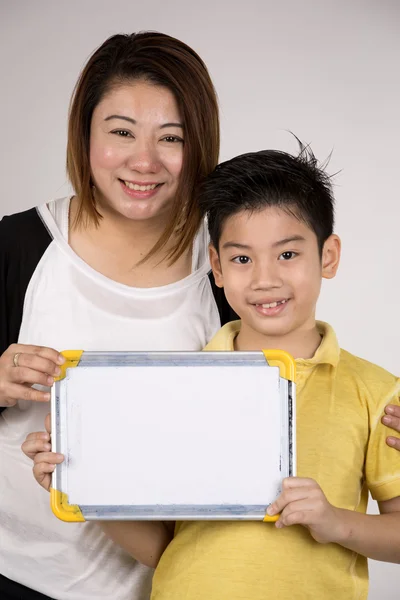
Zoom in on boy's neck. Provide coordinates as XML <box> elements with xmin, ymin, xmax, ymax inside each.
<box><xmin>234</xmin><ymin>320</ymin><xmax>322</xmax><ymax>359</ymax></box>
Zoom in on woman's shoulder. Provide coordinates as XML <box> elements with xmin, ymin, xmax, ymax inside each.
<box><xmin>0</xmin><ymin>206</ymin><xmax>51</xmax><ymax>254</ymax></box>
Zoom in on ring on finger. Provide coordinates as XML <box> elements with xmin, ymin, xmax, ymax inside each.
<box><xmin>13</xmin><ymin>352</ymin><xmax>22</xmax><ymax>368</ymax></box>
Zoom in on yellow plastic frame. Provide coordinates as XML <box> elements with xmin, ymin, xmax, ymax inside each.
<box><xmin>261</xmin><ymin>349</ymin><xmax>296</xmax><ymax>522</ymax></box>
<box><xmin>51</xmin><ymin>350</ymin><xmax>85</xmax><ymax>521</ymax></box>
<box><xmin>54</xmin><ymin>350</ymin><xmax>83</xmax><ymax>381</ymax></box>
<box><xmin>50</xmin><ymin>490</ymin><xmax>85</xmax><ymax>522</ymax></box>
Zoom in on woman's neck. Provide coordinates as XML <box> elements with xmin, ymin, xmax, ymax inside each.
<box><xmin>68</xmin><ymin>196</ymin><xmax>192</xmax><ymax>288</ymax></box>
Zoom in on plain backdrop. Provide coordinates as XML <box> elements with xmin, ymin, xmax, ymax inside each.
<box><xmin>0</xmin><ymin>0</ymin><xmax>399</xmax><ymax>597</ymax></box>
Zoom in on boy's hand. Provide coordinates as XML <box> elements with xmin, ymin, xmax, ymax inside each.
<box><xmin>21</xmin><ymin>412</ymin><xmax>64</xmax><ymax>492</ymax></box>
<box><xmin>267</xmin><ymin>477</ymin><xmax>347</xmax><ymax>544</ymax></box>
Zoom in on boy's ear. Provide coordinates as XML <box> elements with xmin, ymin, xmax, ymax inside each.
<box><xmin>209</xmin><ymin>244</ymin><xmax>224</xmax><ymax>288</ymax></box>
<box><xmin>321</xmin><ymin>234</ymin><xmax>341</xmax><ymax>279</ymax></box>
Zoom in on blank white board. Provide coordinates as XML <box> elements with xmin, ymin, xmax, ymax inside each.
<box><xmin>51</xmin><ymin>351</ymin><xmax>296</xmax><ymax>521</ymax></box>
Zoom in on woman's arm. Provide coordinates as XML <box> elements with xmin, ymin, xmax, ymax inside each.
<box><xmin>382</xmin><ymin>405</ymin><xmax>400</xmax><ymax>450</ymax></box>
<box><xmin>100</xmin><ymin>521</ymin><xmax>173</xmax><ymax>568</ymax></box>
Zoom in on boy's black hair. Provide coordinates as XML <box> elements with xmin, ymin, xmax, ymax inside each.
<box><xmin>199</xmin><ymin>142</ymin><xmax>335</xmax><ymax>254</ymax></box>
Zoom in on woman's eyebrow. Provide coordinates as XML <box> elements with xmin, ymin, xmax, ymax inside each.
<box><xmin>104</xmin><ymin>114</ymin><xmax>136</xmax><ymax>125</ymax></box>
<box><xmin>104</xmin><ymin>115</ymin><xmax>183</xmax><ymax>129</ymax></box>
<box><xmin>159</xmin><ymin>122</ymin><xmax>184</xmax><ymax>129</ymax></box>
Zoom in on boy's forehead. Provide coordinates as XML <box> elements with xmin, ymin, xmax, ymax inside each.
<box><xmin>220</xmin><ymin>206</ymin><xmax>315</xmax><ymax>245</ymax></box>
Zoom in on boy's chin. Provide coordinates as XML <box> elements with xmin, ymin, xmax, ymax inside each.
<box><xmin>245</xmin><ymin>315</ymin><xmax>303</xmax><ymax>340</ymax></box>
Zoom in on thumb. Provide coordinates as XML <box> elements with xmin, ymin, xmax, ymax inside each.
<box><xmin>45</xmin><ymin>413</ymin><xmax>52</xmax><ymax>435</ymax></box>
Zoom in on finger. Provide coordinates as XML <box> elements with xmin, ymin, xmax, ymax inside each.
<box><xmin>9</xmin><ymin>366</ymin><xmax>55</xmax><ymax>388</ymax></box>
<box><xmin>32</xmin><ymin>462</ymin><xmax>56</xmax><ymax>492</ymax></box>
<box><xmin>382</xmin><ymin>414</ymin><xmax>400</xmax><ymax>434</ymax></box>
<box><xmin>5</xmin><ymin>344</ymin><xmax>65</xmax><ymax>366</ymax></box>
<box><xmin>386</xmin><ymin>436</ymin><xmax>400</xmax><ymax>451</ymax></box>
<box><xmin>33</xmin><ymin>451</ymin><xmax>64</xmax><ymax>466</ymax></box>
<box><xmin>21</xmin><ymin>438</ymin><xmax>52</xmax><ymax>460</ymax></box>
<box><xmin>23</xmin><ymin>431</ymin><xmax>51</xmax><ymax>443</ymax></box>
<box><xmin>0</xmin><ymin>382</ymin><xmax>51</xmax><ymax>403</ymax></box>
<box><xmin>12</xmin><ymin>354</ymin><xmax>62</xmax><ymax>378</ymax></box>
<box><xmin>44</xmin><ymin>412</ymin><xmax>52</xmax><ymax>435</ymax></box>
<box><xmin>277</xmin><ymin>499</ymin><xmax>314</xmax><ymax>528</ymax></box>
<box><xmin>385</xmin><ymin>405</ymin><xmax>400</xmax><ymax>418</ymax></box>
<box><xmin>281</xmin><ymin>477</ymin><xmax>317</xmax><ymax>490</ymax></box>
<box><xmin>267</xmin><ymin>485</ymin><xmax>315</xmax><ymax>516</ymax></box>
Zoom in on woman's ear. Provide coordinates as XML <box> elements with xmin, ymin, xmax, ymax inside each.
<box><xmin>209</xmin><ymin>245</ymin><xmax>224</xmax><ymax>287</ymax></box>
<box><xmin>321</xmin><ymin>234</ymin><xmax>341</xmax><ymax>279</ymax></box>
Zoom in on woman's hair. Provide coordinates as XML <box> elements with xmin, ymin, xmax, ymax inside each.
<box><xmin>67</xmin><ymin>32</ymin><xmax>219</xmax><ymax>263</ymax></box>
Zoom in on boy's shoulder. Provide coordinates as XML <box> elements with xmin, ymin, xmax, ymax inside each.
<box><xmin>337</xmin><ymin>347</ymin><xmax>399</xmax><ymax>404</ymax></box>
<box><xmin>204</xmin><ymin>321</ymin><xmax>241</xmax><ymax>351</ymax></box>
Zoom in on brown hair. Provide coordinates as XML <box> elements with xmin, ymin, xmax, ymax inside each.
<box><xmin>67</xmin><ymin>32</ymin><xmax>220</xmax><ymax>263</ymax></box>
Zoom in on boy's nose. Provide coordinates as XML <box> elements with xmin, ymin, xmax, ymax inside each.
<box><xmin>250</xmin><ymin>263</ymin><xmax>283</xmax><ymax>290</ymax></box>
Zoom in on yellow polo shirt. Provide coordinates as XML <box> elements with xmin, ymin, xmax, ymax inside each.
<box><xmin>151</xmin><ymin>321</ymin><xmax>400</xmax><ymax>600</ymax></box>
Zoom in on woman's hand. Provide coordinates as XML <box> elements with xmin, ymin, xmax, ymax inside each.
<box><xmin>21</xmin><ymin>413</ymin><xmax>64</xmax><ymax>492</ymax></box>
<box><xmin>0</xmin><ymin>343</ymin><xmax>65</xmax><ymax>407</ymax></box>
<box><xmin>382</xmin><ymin>405</ymin><xmax>400</xmax><ymax>451</ymax></box>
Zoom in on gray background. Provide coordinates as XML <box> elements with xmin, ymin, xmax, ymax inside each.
<box><xmin>0</xmin><ymin>0</ymin><xmax>399</xmax><ymax>596</ymax></box>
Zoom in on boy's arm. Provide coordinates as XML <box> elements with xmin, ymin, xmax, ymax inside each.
<box><xmin>332</xmin><ymin>496</ymin><xmax>400</xmax><ymax>563</ymax></box>
<box><xmin>100</xmin><ymin>521</ymin><xmax>174</xmax><ymax>568</ymax></box>
<box><xmin>268</xmin><ymin>478</ymin><xmax>400</xmax><ymax>563</ymax></box>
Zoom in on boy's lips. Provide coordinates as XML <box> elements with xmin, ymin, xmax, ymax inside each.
<box><xmin>253</xmin><ymin>298</ymin><xmax>290</xmax><ymax>309</ymax></box>
<box><xmin>252</xmin><ymin>298</ymin><xmax>290</xmax><ymax>317</ymax></box>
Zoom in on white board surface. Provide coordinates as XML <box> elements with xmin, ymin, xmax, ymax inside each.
<box><xmin>52</xmin><ymin>353</ymin><xmax>295</xmax><ymax>519</ymax></box>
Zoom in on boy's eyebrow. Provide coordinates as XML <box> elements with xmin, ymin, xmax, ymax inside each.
<box><xmin>272</xmin><ymin>235</ymin><xmax>306</xmax><ymax>247</ymax></box>
<box><xmin>221</xmin><ymin>242</ymin><xmax>252</xmax><ymax>250</ymax></box>
<box><xmin>104</xmin><ymin>115</ymin><xmax>183</xmax><ymax>129</ymax></box>
<box><xmin>222</xmin><ymin>237</ymin><xmax>306</xmax><ymax>251</ymax></box>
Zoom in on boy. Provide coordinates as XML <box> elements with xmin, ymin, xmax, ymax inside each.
<box><xmin>150</xmin><ymin>146</ymin><xmax>400</xmax><ymax>599</ymax></box>
<box><xmin>25</xmin><ymin>146</ymin><xmax>400</xmax><ymax>599</ymax></box>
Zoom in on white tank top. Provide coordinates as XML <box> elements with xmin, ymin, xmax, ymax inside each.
<box><xmin>0</xmin><ymin>197</ymin><xmax>220</xmax><ymax>599</ymax></box>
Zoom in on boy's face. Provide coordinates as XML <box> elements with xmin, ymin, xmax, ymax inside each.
<box><xmin>210</xmin><ymin>206</ymin><xmax>340</xmax><ymax>340</ymax></box>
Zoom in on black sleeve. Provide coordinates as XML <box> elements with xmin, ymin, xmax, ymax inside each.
<box><xmin>208</xmin><ymin>270</ymin><xmax>238</xmax><ymax>326</ymax></box>
<box><xmin>0</xmin><ymin>208</ymin><xmax>52</xmax><ymax>413</ymax></box>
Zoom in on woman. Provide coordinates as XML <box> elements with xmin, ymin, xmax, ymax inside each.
<box><xmin>0</xmin><ymin>32</ymin><xmax>234</xmax><ymax>600</ymax></box>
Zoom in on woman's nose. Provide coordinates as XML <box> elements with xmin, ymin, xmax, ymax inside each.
<box><xmin>126</xmin><ymin>141</ymin><xmax>161</xmax><ymax>174</ymax></box>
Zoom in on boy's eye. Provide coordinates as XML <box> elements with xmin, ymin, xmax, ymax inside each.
<box><xmin>232</xmin><ymin>256</ymin><xmax>251</xmax><ymax>264</ymax></box>
<box><xmin>279</xmin><ymin>251</ymin><xmax>297</xmax><ymax>260</ymax></box>
<box><xmin>112</xmin><ymin>130</ymin><xmax>132</xmax><ymax>137</ymax></box>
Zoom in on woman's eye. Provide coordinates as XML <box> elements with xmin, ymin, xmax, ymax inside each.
<box><xmin>162</xmin><ymin>135</ymin><xmax>184</xmax><ymax>144</ymax></box>
<box><xmin>232</xmin><ymin>256</ymin><xmax>251</xmax><ymax>264</ymax></box>
<box><xmin>112</xmin><ymin>130</ymin><xmax>132</xmax><ymax>137</ymax></box>
<box><xmin>279</xmin><ymin>251</ymin><xmax>297</xmax><ymax>260</ymax></box>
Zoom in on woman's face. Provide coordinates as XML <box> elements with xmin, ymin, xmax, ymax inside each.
<box><xmin>90</xmin><ymin>80</ymin><xmax>184</xmax><ymax>223</ymax></box>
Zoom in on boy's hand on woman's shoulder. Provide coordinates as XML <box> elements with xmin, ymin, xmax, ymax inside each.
<box><xmin>267</xmin><ymin>477</ymin><xmax>348</xmax><ymax>545</ymax></box>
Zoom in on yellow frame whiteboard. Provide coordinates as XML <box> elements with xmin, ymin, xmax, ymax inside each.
<box><xmin>51</xmin><ymin>350</ymin><xmax>296</xmax><ymax>522</ymax></box>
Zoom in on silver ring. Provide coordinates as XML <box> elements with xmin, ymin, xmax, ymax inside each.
<box><xmin>13</xmin><ymin>352</ymin><xmax>21</xmax><ymax>368</ymax></box>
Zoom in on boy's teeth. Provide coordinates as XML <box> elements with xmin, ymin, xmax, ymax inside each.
<box><xmin>261</xmin><ymin>299</ymin><xmax>287</xmax><ymax>308</ymax></box>
<box><xmin>124</xmin><ymin>182</ymin><xmax>158</xmax><ymax>191</ymax></box>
